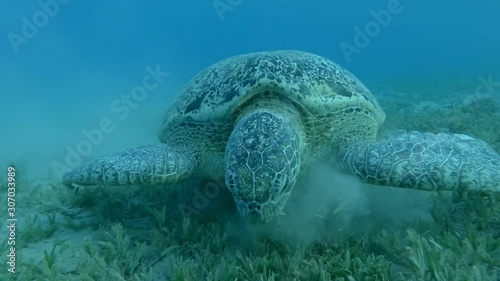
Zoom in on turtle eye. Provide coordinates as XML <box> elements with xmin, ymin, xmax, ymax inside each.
<box><xmin>226</xmin><ymin>174</ymin><xmax>236</xmax><ymax>190</ymax></box>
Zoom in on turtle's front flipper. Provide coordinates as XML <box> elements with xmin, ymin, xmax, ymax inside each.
<box><xmin>339</xmin><ymin>131</ymin><xmax>500</xmax><ymax>191</ymax></box>
<box><xmin>62</xmin><ymin>144</ymin><xmax>196</xmax><ymax>187</ymax></box>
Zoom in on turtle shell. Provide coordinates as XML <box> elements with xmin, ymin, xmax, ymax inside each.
<box><xmin>159</xmin><ymin>50</ymin><xmax>385</xmax><ymax>139</ymax></box>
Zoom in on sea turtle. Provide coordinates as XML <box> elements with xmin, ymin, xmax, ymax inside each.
<box><xmin>63</xmin><ymin>50</ymin><xmax>500</xmax><ymax>224</ymax></box>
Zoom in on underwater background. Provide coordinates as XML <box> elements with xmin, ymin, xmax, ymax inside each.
<box><xmin>1</xmin><ymin>0</ymin><xmax>500</xmax><ymax>280</ymax></box>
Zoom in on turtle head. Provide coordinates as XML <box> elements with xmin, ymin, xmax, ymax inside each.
<box><xmin>225</xmin><ymin>107</ymin><xmax>302</xmax><ymax>224</ymax></box>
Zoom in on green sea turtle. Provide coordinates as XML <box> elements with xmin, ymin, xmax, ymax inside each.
<box><xmin>63</xmin><ymin>50</ymin><xmax>500</xmax><ymax>224</ymax></box>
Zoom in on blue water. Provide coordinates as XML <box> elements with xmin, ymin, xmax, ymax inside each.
<box><xmin>1</xmin><ymin>1</ymin><xmax>499</xmax><ymax>279</ymax></box>
<box><xmin>2</xmin><ymin>0</ymin><xmax>500</xmax><ymax>93</ymax></box>
<box><xmin>2</xmin><ymin>1</ymin><xmax>499</xmax><ymax>151</ymax></box>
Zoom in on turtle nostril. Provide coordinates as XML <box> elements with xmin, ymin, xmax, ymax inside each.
<box><xmin>248</xmin><ymin>202</ymin><xmax>261</xmax><ymax>212</ymax></box>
